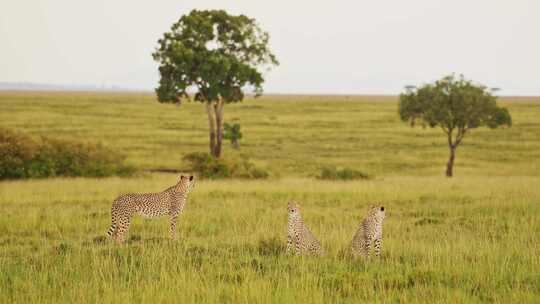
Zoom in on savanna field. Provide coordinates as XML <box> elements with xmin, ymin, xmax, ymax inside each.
<box><xmin>1</xmin><ymin>92</ymin><xmax>540</xmax><ymax>303</ymax></box>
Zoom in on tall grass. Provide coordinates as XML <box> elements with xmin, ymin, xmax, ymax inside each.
<box><xmin>0</xmin><ymin>176</ymin><xmax>539</xmax><ymax>302</ymax></box>
<box><xmin>1</xmin><ymin>93</ymin><xmax>539</xmax><ymax>302</ymax></box>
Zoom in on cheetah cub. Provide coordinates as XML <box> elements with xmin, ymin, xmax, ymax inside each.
<box><xmin>286</xmin><ymin>201</ymin><xmax>325</xmax><ymax>256</ymax></box>
<box><xmin>106</xmin><ymin>175</ymin><xmax>195</xmax><ymax>243</ymax></box>
<box><xmin>351</xmin><ymin>205</ymin><xmax>386</xmax><ymax>258</ymax></box>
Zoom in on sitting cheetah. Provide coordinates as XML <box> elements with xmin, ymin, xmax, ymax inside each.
<box><xmin>351</xmin><ymin>205</ymin><xmax>386</xmax><ymax>257</ymax></box>
<box><xmin>286</xmin><ymin>201</ymin><xmax>325</xmax><ymax>256</ymax></box>
<box><xmin>106</xmin><ymin>175</ymin><xmax>195</xmax><ymax>243</ymax></box>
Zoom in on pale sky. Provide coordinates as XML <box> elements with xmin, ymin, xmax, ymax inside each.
<box><xmin>1</xmin><ymin>0</ymin><xmax>539</xmax><ymax>95</ymax></box>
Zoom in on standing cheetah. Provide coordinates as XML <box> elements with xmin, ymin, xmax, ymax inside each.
<box><xmin>106</xmin><ymin>175</ymin><xmax>195</xmax><ymax>243</ymax></box>
<box><xmin>351</xmin><ymin>205</ymin><xmax>386</xmax><ymax>257</ymax></box>
<box><xmin>286</xmin><ymin>201</ymin><xmax>325</xmax><ymax>256</ymax></box>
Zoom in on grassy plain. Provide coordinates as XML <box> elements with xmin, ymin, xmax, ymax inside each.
<box><xmin>1</xmin><ymin>92</ymin><xmax>539</xmax><ymax>177</ymax></box>
<box><xmin>1</xmin><ymin>92</ymin><xmax>539</xmax><ymax>303</ymax></box>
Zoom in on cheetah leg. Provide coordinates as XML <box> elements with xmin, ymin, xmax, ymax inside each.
<box><xmin>106</xmin><ymin>211</ymin><xmax>117</xmax><ymax>237</ymax></box>
<box><xmin>363</xmin><ymin>238</ymin><xmax>371</xmax><ymax>258</ymax></box>
<box><xmin>115</xmin><ymin>216</ymin><xmax>131</xmax><ymax>244</ymax></box>
<box><xmin>374</xmin><ymin>238</ymin><xmax>382</xmax><ymax>257</ymax></box>
<box><xmin>286</xmin><ymin>235</ymin><xmax>293</xmax><ymax>254</ymax></box>
<box><xmin>169</xmin><ymin>214</ymin><xmax>178</xmax><ymax>240</ymax></box>
<box><xmin>294</xmin><ymin>235</ymin><xmax>302</xmax><ymax>256</ymax></box>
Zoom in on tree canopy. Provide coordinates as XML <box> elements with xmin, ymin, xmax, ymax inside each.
<box><xmin>152</xmin><ymin>10</ymin><xmax>278</xmax><ymax>158</ymax></box>
<box><xmin>152</xmin><ymin>9</ymin><xmax>279</xmax><ymax>104</ymax></box>
<box><xmin>399</xmin><ymin>74</ymin><xmax>512</xmax><ymax>176</ymax></box>
<box><xmin>153</xmin><ymin>10</ymin><xmax>278</xmax><ymax>158</ymax></box>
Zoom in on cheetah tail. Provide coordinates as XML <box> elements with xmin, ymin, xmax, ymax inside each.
<box><xmin>106</xmin><ymin>224</ymin><xmax>116</xmax><ymax>237</ymax></box>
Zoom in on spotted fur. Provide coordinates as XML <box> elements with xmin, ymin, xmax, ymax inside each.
<box><xmin>106</xmin><ymin>175</ymin><xmax>195</xmax><ymax>243</ymax></box>
<box><xmin>286</xmin><ymin>201</ymin><xmax>325</xmax><ymax>256</ymax></box>
<box><xmin>351</xmin><ymin>205</ymin><xmax>386</xmax><ymax>257</ymax></box>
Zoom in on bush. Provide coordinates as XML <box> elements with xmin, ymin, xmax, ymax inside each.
<box><xmin>318</xmin><ymin>166</ymin><xmax>371</xmax><ymax>181</ymax></box>
<box><xmin>183</xmin><ymin>152</ymin><xmax>268</xmax><ymax>179</ymax></box>
<box><xmin>0</xmin><ymin>128</ymin><xmax>134</xmax><ymax>179</ymax></box>
<box><xmin>223</xmin><ymin>122</ymin><xmax>242</xmax><ymax>149</ymax></box>
<box><xmin>0</xmin><ymin>128</ymin><xmax>38</xmax><ymax>179</ymax></box>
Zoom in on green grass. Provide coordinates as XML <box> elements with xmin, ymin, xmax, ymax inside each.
<box><xmin>1</xmin><ymin>92</ymin><xmax>539</xmax><ymax>177</ymax></box>
<box><xmin>1</xmin><ymin>92</ymin><xmax>540</xmax><ymax>303</ymax></box>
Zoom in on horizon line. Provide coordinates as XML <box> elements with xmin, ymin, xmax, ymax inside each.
<box><xmin>0</xmin><ymin>81</ymin><xmax>538</xmax><ymax>98</ymax></box>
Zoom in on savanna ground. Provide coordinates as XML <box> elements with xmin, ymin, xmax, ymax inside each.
<box><xmin>1</xmin><ymin>92</ymin><xmax>539</xmax><ymax>303</ymax></box>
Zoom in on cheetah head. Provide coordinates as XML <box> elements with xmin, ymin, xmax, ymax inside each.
<box><xmin>369</xmin><ymin>205</ymin><xmax>385</xmax><ymax>221</ymax></box>
<box><xmin>177</xmin><ymin>175</ymin><xmax>195</xmax><ymax>193</ymax></box>
<box><xmin>287</xmin><ymin>201</ymin><xmax>301</xmax><ymax>219</ymax></box>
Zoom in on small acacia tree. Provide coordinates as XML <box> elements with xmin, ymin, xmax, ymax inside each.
<box><xmin>153</xmin><ymin>10</ymin><xmax>278</xmax><ymax>158</ymax></box>
<box><xmin>399</xmin><ymin>75</ymin><xmax>512</xmax><ymax>177</ymax></box>
<box><xmin>223</xmin><ymin>122</ymin><xmax>242</xmax><ymax>149</ymax></box>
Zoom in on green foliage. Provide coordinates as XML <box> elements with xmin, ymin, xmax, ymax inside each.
<box><xmin>223</xmin><ymin>122</ymin><xmax>242</xmax><ymax>148</ymax></box>
<box><xmin>183</xmin><ymin>152</ymin><xmax>268</xmax><ymax>179</ymax></box>
<box><xmin>153</xmin><ymin>9</ymin><xmax>279</xmax><ymax>104</ymax></box>
<box><xmin>399</xmin><ymin>74</ymin><xmax>512</xmax><ymax>131</ymax></box>
<box><xmin>0</xmin><ymin>128</ymin><xmax>134</xmax><ymax>179</ymax></box>
<box><xmin>183</xmin><ymin>152</ymin><xmax>230</xmax><ymax>179</ymax></box>
<box><xmin>318</xmin><ymin>166</ymin><xmax>371</xmax><ymax>181</ymax></box>
<box><xmin>399</xmin><ymin>74</ymin><xmax>512</xmax><ymax>176</ymax></box>
<box><xmin>0</xmin><ymin>127</ymin><xmax>37</xmax><ymax>178</ymax></box>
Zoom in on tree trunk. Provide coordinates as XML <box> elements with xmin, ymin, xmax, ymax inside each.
<box><xmin>232</xmin><ymin>139</ymin><xmax>239</xmax><ymax>149</ymax></box>
<box><xmin>205</xmin><ymin>102</ymin><xmax>217</xmax><ymax>157</ymax></box>
<box><xmin>446</xmin><ymin>146</ymin><xmax>456</xmax><ymax>177</ymax></box>
<box><xmin>213</xmin><ymin>100</ymin><xmax>224</xmax><ymax>158</ymax></box>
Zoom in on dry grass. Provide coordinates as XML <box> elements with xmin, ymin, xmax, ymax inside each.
<box><xmin>1</xmin><ymin>92</ymin><xmax>539</xmax><ymax>303</ymax></box>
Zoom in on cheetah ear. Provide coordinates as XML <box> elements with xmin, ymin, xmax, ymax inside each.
<box><xmin>180</xmin><ymin>175</ymin><xmax>184</xmax><ymax>180</ymax></box>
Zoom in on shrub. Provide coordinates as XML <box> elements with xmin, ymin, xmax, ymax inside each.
<box><xmin>318</xmin><ymin>166</ymin><xmax>371</xmax><ymax>181</ymax></box>
<box><xmin>223</xmin><ymin>122</ymin><xmax>242</xmax><ymax>149</ymax></box>
<box><xmin>183</xmin><ymin>152</ymin><xmax>268</xmax><ymax>179</ymax></box>
<box><xmin>0</xmin><ymin>128</ymin><xmax>134</xmax><ymax>179</ymax></box>
<box><xmin>182</xmin><ymin>152</ymin><xmax>231</xmax><ymax>179</ymax></box>
<box><xmin>0</xmin><ymin>128</ymin><xmax>39</xmax><ymax>178</ymax></box>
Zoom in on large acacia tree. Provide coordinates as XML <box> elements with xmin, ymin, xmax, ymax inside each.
<box><xmin>399</xmin><ymin>75</ymin><xmax>512</xmax><ymax>177</ymax></box>
<box><xmin>153</xmin><ymin>10</ymin><xmax>278</xmax><ymax>158</ymax></box>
